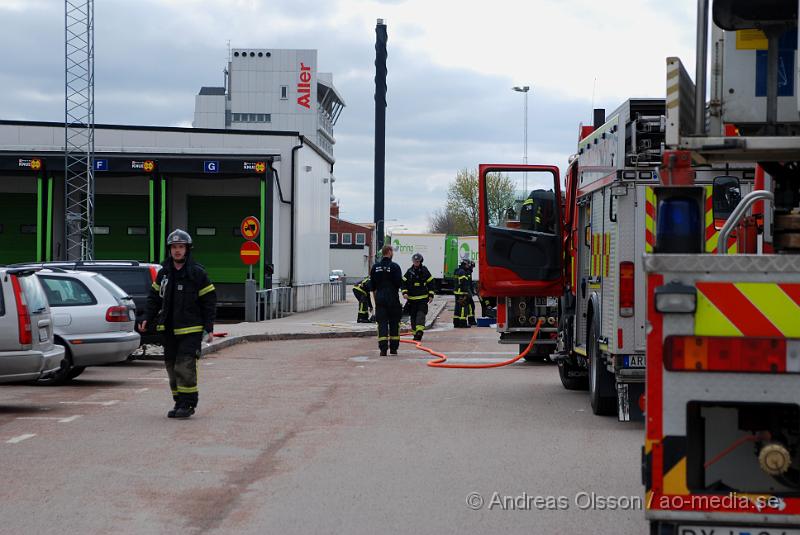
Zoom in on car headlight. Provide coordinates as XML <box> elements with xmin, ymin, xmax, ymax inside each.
<box><xmin>654</xmin><ymin>282</ymin><xmax>696</xmax><ymax>313</ymax></box>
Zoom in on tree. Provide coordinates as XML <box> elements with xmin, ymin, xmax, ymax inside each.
<box><xmin>428</xmin><ymin>168</ymin><xmax>516</xmax><ymax>235</ymax></box>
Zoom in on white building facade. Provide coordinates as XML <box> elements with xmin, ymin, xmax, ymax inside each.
<box><xmin>193</xmin><ymin>48</ymin><xmax>344</xmax><ymax>160</ymax></box>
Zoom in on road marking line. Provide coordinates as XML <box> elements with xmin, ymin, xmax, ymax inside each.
<box><xmin>127</xmin><ymin>377</ymin><xmax>168</xmax><ymax>381</ymax></box>
<box><xmin>6</xmin><ymin>433</ymin><xmax>36</xmax><ymax>444</ymax></box>
<box><xmin>59</xmin><ymin>400</ymin><xmax>120</xmax><ymax>406</ymax></box>
<box><xmin>16</xmin><ymin>415</ymin><xmax>82</xmax><ymax>423</ymax></box>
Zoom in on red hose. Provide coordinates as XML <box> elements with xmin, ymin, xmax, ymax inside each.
<box><xmin>400</xmin><ymin>320</ymin><xmax>543</xmax><ymax>369</ymax></box>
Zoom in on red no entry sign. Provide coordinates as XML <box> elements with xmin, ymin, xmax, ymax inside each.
<box><xmin>240</xmin><ymin>241</ymin><xmax>261</xmax><ymax>265</ymax></box>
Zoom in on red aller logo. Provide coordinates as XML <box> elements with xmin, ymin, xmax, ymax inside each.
<box><xmin>297</xmin><ymin>62</ymin><xmax>311</xmax><ymax>109</ymax></box>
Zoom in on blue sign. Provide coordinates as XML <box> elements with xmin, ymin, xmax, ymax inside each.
<box><xmin>94</xmin><ymin>159</ymin><xmax>108</xmax><ymax>171</ymax></box>
<box><xmin>203</xmin><ymin>160</ymin><xmax>220</xmax><ymax>174</ymax></box>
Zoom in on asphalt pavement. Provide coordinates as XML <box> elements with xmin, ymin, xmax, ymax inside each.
<box><xmin>0</xmin><ymin>301</ymin><xmax>647</xmax><ymax>534</ymax></box>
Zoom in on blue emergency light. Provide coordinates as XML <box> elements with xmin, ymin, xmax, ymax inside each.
<box><xmin>655</xmin><ymin>196</ymin><xmax>702</xmax><ymax>254</ymax></box>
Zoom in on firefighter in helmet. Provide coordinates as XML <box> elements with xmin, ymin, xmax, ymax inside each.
<box><xmin>370</xmin><ymin>244</ymin><xmax>403</xmax><ymax>356</ymax></box>
<box><xmin>352</xmin><ymin>276</ymin><xmax>373</xmax><ymax>323</ymax></box>
<box><xmin>402</xmin><ymin>253</ymin><xmax>435</xmax><ymax>341</ymax></box>
<box><xmin>140</xmin><ymin>229</ymin><xmax>216</xmax><ymax>419</ymax></box>
<box><xmin>519</xmin><ymin>189</ymin><xmax>556</xmax><ymax>234</ymax></box>
<box><xmin>453</xmin><ymin>256</ymin><xmax>476</xmax><ymax>328</ymax></box>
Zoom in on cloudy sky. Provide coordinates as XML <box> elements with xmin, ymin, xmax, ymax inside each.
<box><xmin>0</xmin><ymin>0</ymin><xmax>698</xmax><ymax>231</ymax></box>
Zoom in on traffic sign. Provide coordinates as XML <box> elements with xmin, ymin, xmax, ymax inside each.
<box><xmin>240</xmin><ymin>216</ymin><xmax>260</xmax><ymax>241</ymax></box>
<box><xmin>240</xmin><ymin>241</ymin><xmax>260</xmax><ymax>265</ymax></box>
<box><xmin>94</xmin><ymin>159</ymin><xmax>108</xmax><ymax>171</ymax></box>
<box><xmin>203</xmin><ymin>160</ymin><xmax>219</xmax><ymax>174</ymax></box>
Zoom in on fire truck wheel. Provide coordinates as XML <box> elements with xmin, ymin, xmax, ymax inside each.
<box><xmin>588</xmin><ymin>321</ymin><xmax>616</xmax><ymax>415</ymax></box>
<box><xmin>557</xmin><ymin>358</ymin><xmax>588</xmax><ymax>390</ymax></box>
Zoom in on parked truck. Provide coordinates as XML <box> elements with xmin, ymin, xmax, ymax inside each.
<box><xmin>388</xmin><ymin>232</ymin><xmax>480</xmax><ymax>293</ymax></box>
<box><xmin>644</xmin><ymin>1</ymin><xmax>800</xmax><ymax>532</ymax></box>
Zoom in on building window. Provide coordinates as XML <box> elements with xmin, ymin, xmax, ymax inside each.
<box><xmin>233</xmin><ymin>113</ymin><xmax>241</xmax><ymax>122</ymax></box>
<box><xmin>341</xmin><ymin>233</ymin><xmax>352</xmax><ymax>245</ymax></box>
<box><xmin>127</xmin><ymin>227</ymin><xmax>147</xmax><ymax>236</ymax></box>
<box><xmin>196</xmin><ymin>227</ymin><xmax>216</xmax><ymax>236</ymax></box>
<box><xmin>330</xmin><ymin>233</ymin><xmax>338</xmax><ymax>245</ymax></box>
<box><xmin>281</xmin><ymin>86</ymin><xmax>288</xmax><ymax>100</ymax></box>
<box><xmin>355</xmin><ymin>233</ymin><xmax>366</xmax><ymax>245</ymax></box>
<box><xmin>264</xmin><ymin>114</ymin><xmax>271</xmax><ymax>123</ymax></box>
<box><xmin>93</xmin><ymin>226</ymin><xmax>110</xmax><ymax>235</ymax></box>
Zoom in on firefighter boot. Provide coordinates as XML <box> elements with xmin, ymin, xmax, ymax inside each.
<box><xmin>173</xmin><ymin>403</ymin><xmax>195</xmax><ymax>419</ymax></box>
<box><xmin>167</xmin><ymin>401</ymin><xmax>180</xmax><ymax>418</ymax></box>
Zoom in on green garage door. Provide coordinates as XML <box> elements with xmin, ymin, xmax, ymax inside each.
<box><xmin>95</xmin><ymin>195</ymin><xmax>149</xmax><ymax>261</ymax></box>
<box><xmin>187</xmin><ymin>196</ymin><xmax>260</xmax><ymax>284</ymax></box>
<box><xmin>0</xmin><ymin>193</ymin><xmax>37</xmax><ymax>265</ymax></box>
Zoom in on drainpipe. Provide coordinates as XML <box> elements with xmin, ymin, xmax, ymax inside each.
<box><xmin>290</xmin><ymin>137</ymin><xmax>304</xmax><ymax>286</ymax></box>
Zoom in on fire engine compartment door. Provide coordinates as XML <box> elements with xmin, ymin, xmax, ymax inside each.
<box><xmin>478</xmin><ymin>164</ymin><xmax>563</xmax><ymax>297</ymax></box>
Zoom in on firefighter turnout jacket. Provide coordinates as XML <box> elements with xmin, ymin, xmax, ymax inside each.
<box><xmin>402</xmin><ymin>265</ymin><xmax>434</xmax><ymax>301</ymax></box>
<box><xmin>454</xmin><ymin>266</ymin><xmax>473</xmax><ymax>298</ymax></box>
<box><xmin>146</xmin><ymin>260</ymin><xmax>217</xmax><ymax>336</ymax></box>
<box><xmin>353</xmin><ymin>277</ymin><xmax>373</xmax><ymax>308</ymax></box>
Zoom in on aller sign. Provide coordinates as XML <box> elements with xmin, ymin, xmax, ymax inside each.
<box><xmin>240</xmin><ymin>241</ymin><xmax>260</xmax><ymax>265</ymax></box>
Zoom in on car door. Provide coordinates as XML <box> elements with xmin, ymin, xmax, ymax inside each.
<box><xmin>478</xmin><ymin>164</ymin><xmax>564</xmax><ymax>297</ymax></box>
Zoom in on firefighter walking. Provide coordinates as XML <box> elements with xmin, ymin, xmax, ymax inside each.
<box><xmin>352</xmin><ymin>276</ymin><xmax>373</xmax><ymax>323</ymax></box>
<box><xmin>140</xmin><ymin>229</ymin><xmax>216</xmax><ymax>419</ymax></box>
<box><xmin>370</xmin><ymin>244</ymin><xmax>403</xmax><ymax>356</ymax></box>
<box><xmin>453</xmin><ymin>258</ymin><xmax>476</xmax><ymax>328</ymax></box>
<box><xmin>402</xmin><ymin>253</ymin><xmax>434</xmax><ymax>341</ymax></box>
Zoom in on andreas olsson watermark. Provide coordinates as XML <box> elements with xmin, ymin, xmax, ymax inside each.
<box><xmin>465</xmin><ymin>491</ymin><xmax>643</xmax><ymax>511</ymax></box>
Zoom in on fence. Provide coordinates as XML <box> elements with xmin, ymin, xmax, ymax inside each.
<box><xmin>254</xmin><ymin>281</ymin><xmax>346</xmax><ymax>321</ymax></box>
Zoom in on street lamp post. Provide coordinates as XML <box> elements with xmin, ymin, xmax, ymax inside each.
<box><xmin>512</xmin><ymin>85</ymin><xmax>530</xmax><ymax>192</ymax></box>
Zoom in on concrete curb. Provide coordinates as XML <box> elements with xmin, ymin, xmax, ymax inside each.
<box><xmin>201</xmin><ymin>299</ymin><xmax>448</xmax><ymax>357</ymax></box>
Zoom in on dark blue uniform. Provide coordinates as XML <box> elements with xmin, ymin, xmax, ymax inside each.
<box><xmin>352</xmin><ymin>277</ymin><xmax>373</xmax><ymax>322</ymax></box>
<box><xmin>370</xmin><ymin>256</ymin><xmax>403</xmax><ymax>354</ymax></box>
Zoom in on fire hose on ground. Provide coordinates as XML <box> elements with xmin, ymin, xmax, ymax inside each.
<box><xmin>399</xmin><ymin>319</ymin><xmax>544</xmax><ymax>369</ymax></box>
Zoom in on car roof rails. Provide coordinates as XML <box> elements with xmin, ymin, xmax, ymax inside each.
<box><xmin>74</xmin><ymin>260</ymin><xmax>141</xmax><ymax>266</ymax></box>
<box><xmin>4</xmin><ymin>267</ymin><xmax>42</xmax><ymax>277</ymax></box>
<box><xmin>38</xmin><ymin>267</ymin><xmax>70</xmax><ymax>273</ymax></box>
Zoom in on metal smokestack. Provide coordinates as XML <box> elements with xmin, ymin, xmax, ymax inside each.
<box><xmin>593</xmin><ymin>108</ymin><xmax>606</xmax><ymax>130</ymax></box>
<box><xmin>374</xmin><ymin>18</ymin><xmax>388</xmax><ymax>254</ymax></box>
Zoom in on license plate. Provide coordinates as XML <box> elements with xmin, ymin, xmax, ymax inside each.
<box><xmin>623</xmin><ymin>355</ymin><xmax>645</xmax><ymax>368</ymax></box>
<box><xmin>38</xmin><ymin>327</ymin><xmax>48</xmax><ymax>342</ymax></box>
<box><xmin>679</xmin><ymin>525</ymin><xmax>800</xmax><ymax>535</ymax></box>
<box><xmin>534</xmin><ymin>297</ymin><xmax>558</xmax><ymax>307</ymax></box>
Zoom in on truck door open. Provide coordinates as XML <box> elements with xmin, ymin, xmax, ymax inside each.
<box><xmin>478</xmin><ymin>164</ymin><xmax>564</xmax><ymax>297</ymax></box>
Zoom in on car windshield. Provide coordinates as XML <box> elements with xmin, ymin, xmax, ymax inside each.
<box><xmin>92</xmin><ymin>274</ymin><xmax>129</xmax><ymax>302</ymax></box>
<box><xmin>39</xmin><ymin>276</ymin><xmax>96</xmax><ymax>307</ymax></box>
<box><xmin>17</xmin><ymin>274</ymin><xmax>48</xmax><ymax>313</ymax></box>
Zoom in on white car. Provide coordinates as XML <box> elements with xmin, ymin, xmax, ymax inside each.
<box><xmin>329</xmin><ymin>269</ymin><xmax>345</xmax><ymax>282</ymax></box>
<box><xmin>35</xmin><ymin>269</ymin><xmax>140</xmax><ymax>385</ymax></box>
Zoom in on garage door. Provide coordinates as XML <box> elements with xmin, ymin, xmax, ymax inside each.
<box><xmin>187</xmin><ymin>196</ymin><xmax>260</xmax><ymax>284</ymax></box>
<box><xmin>94</xmin><ymin>195</ymin><xmax>149</xmax><ymax>261</ymax></box>
<box><xmin>0</xmin><ymin>193</ymin><xmax>37</xmax><ymax>264</ymax></box>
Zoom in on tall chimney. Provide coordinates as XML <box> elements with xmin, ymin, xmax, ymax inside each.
<box><xmin>374</xmin><ymin>19</ymin><xmax>388</xmax><ymax>254</ymax></box>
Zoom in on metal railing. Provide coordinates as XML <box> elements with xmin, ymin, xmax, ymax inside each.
<box><xmin>256</xmin><ymin>286</ymin><xmax>293</xmax><ymax>321</ymax></box>
<box><xmin>254</xmin><ymin>281</ymin><xmax>346</xmax><ymax>320</ymax></box>
<box><xmin>293</xmin><ymin>281</ymin><xmax>346</xmax><ymax>312</ymax></box>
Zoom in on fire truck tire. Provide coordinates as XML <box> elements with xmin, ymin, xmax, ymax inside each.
<box><xmin>557</xmin><ymin>358</ymin><xmax>588</xmax><ymax>390</ymax></box>
<box><xmin>588</xmin><ymin>322</ymin><xmax>616</xmax><ymax>415</ymax></box>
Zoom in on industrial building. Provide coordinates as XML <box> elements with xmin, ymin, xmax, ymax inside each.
<box><xmin>0</xmin><ymin>48</ymin><xmax>344</xmax><ymax>307</ymax></box>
